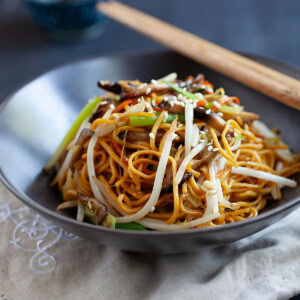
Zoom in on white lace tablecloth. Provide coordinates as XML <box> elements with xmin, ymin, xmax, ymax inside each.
<box><xmin>1</xmin><ymin>181</ymin><xmax>300</xmax><ymax>300</ymax></box>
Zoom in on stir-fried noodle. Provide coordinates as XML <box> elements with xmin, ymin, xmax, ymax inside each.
<box><xmin>45</xmin><ymin>73</ymin><xmax>299</xmax><ymax>231</ymax></box>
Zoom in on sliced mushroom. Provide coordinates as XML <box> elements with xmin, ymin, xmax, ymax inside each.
<box><xmin>194</xmin><ymin>107</ymin><xmax>227</xmax><ymax>133</ymax></box>
<box><xmin>158</xmin><ymin>102</ymin><xmax>228</xmax><ymax>133</ymax></box>
<box><xmin>78</xmin><ymin>193</ymin><xmax>108</xmax><ymax>225</ymax></box>
<box><xmin>69</xmin><ymin>144</ymin><xmax>83</xmax><ymax>165</ymax></box>
<box><xmin>158</xmin><ymin>100</ymin><xmax>184</xmax><ymax>114</ymax></box>
<box><xmin>76</xmin><ymin>129</ymin><xmax>93</xmax><ymax>146</ymax></box>
<box><xmin>171</xmin><ymin>73</ymin><xmax>208</xmax><ymax>94</ymax></box>
<box><xmin>179</xmin><ymin>74</ymin><xmax>207</xmax><ymax>93</ymax></box>
<box><xmin>125</xmin><ymin>130</ymin><xmax>151</xmax><ymax>143</ymax></box>
<box><xmin>161</xmin><ymin>172</ymin><xmax>192</xmax><ymax>194</ymax></box>
<box><xmin>119</xmin><ymin>129</ymin><xmax>168</xmax><ymax>144</ymax></box>
<box><xmin>192</xmin><ymin>147</ymin><xmax>215</xmax><ymax>169</ymax></box>
<box><xmin>161</xmin><ymin>173</ymin><xmax>172</xmax><ymax>193</ymax></box>
<box><xmin>98</xmin><ymin>80</ymin><xmax>170</xmax><ymax>100</ymax></box>
<box><xmin>89</xmin><ymin>99</ymin><xmax>120</xmax><ymax>122</ymax></box>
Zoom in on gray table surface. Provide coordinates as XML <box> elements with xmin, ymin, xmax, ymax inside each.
<box><xmin>0</xmin><ymin>1</ymin><xmax>300</xmax><ymax>299</ymax></box>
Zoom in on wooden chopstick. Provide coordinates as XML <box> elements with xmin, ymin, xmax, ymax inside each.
<box><xmin>97</xmin><ymin>1</ymin><xmax>300</xmax><ymax>110</ymax></box>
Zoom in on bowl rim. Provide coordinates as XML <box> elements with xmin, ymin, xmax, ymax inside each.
<box><xmin>0</xmin><ymin>48</ymin><xmax>299</xmax><ymax>236</ymax></box>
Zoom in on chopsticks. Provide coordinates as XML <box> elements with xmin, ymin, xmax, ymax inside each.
<box><xmin>97</xmin><ymin>1</ymin><xmax>300</xmax><ymax>110</ymax></box>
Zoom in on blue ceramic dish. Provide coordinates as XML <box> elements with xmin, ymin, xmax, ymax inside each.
<box><xmin>25</xmin><ymin>0</ymin><xmax>108</xmax><ymax>41</ymax></box>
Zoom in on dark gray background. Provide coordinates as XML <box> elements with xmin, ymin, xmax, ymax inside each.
<box><xmin>0</xmin><ymin>1</ymin><xmax>300</xmax><ymax>299</ymax></box>
<box><xmin>0</xmin><ymin>0</ymin><xmax>299</xmax><ymax>103</ymax></box>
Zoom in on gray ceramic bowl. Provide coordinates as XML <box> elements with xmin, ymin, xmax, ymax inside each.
<box><xmin>0</xmin><ymin>50</ymin><xmax>299</xmax><ymax>253</ymax></box>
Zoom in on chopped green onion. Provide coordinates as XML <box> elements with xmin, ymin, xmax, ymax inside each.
<box><xmin>162</xmin><ymin>80</ymin><xmax>214</xmax><ymax>109</ymax></box>
<box><xmin>102</xmin><ymin>213</ymin><xmax>116</xmax><ymax>228</ymax></box>
<box><xmin>44</xmin><ymin>96</ymin><xmax>102</xmax><ymax>171</ymax></box>
<box><xmin>130</xmin><ymin>112</ymin><xmax>185</xmax><ymax>127</ymax></box>
<box><xmin>115</xmin><ymin>222</ymin><xmax>147</xmax><ymax>231</ymax></box>
<box><xmin>204</xmin><ymin>101</ymin><xmax>214</xmax><ymax>109</ymax></box>
<box><xmin>161</xmin><ymin>80</ymin><xmax>201</xmax><ymax>100</ymax></box>
<box><xmin>84</xmin><ymin>210</ymin><xmax>116</xmax><ymax>228</ymax></box>
<box><xmin>84</xmin><ymin>211</ymin><xmax>93</xmax><ymax>223</ymax></box>
<box><xmin>235</xmin><ymin>134</ymin><xmax>246</xmax><ymax>141</ymax></box>
<box><xmin>220</xmin><ymin>104</ymin><xmax>242</xmax><ymax>114</ymax></box>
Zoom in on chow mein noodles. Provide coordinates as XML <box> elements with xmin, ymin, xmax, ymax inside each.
<box><xmin>45</xmin><ymin>73</ymin><xmax>299</xmax><ymax>231</ymax></box>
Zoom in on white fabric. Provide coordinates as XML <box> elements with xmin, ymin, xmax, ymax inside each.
<box><xmin>0</xmin><ymin>181</ymin><xmax>299</xmax><ymax>300</ymax></box>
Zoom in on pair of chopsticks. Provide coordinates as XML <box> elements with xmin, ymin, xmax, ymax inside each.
<box><xmin>97</xmin><ymin>1</ymin><xmax>300</xmax><ymax>110</ymax></box>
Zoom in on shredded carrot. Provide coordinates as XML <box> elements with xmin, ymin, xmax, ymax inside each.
<box><xmin>112</xmin><ymin>140</ymin><xmax>128</xmax><ymax>165</ymax></box>
<box><xmin>114</xmin><ymin>99</ymin><xmax>137</xmax><ymax>113</ymax></box>
<box><xmin>211</xmin><ymin>96</ymin><xmax>240</xmax><ymax>112</ymax></box>
<box><xmin>216</xmin><ymin>170</ymin><xmax>223</xmax><ymax>178</ymax></box>
<box><xmin>228</xmin><ymin>97</ymin><xmax>240</xmax><ymax>105</ymax></box>
<box><xmin>142</xmin><ymin>168</ymin><xmax>154</xmax><ymax>175</ymax></box>
<box><xmin>219</xmin><ymin>98</ymin><xmax>230</xmax><ymax>106</ymax></box>
<box><xmin>197</xmin><ymin>100</ymin><xmax>207</xmax><ymax>107</ymax></box>
<box><xmin>203</xmin><ymin>80</ymin><xmax>214</xmax><ymax>89</ymax></box>
<box><xmin>112</xmin><ymin>140</ymin><xmax>122</xmax><ymax>156</ymax></box>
